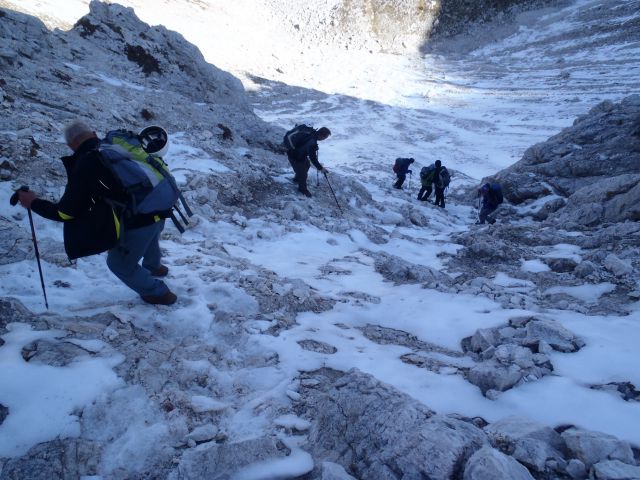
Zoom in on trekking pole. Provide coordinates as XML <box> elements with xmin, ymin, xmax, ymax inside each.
<box><xmin>323</xmin><ymin>171</ymin><xmax>343</xmax><ymax>214</ymax></box>
<box><xmin>10</xmin><ymin>186</ymin><xmax>49</xmax><ymax>309</ymax></box>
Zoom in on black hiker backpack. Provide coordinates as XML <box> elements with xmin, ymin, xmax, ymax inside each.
<box><xmin>420</xmin><ymin>164</ymin><xmax>435</xmax><ymax>179</ymax></box>
<box><xmin>283</xmin><ymin>124</ymin><xmax>315</xmax><ymax>151</ymax></box>
<box><xmin>491</xmin><ymin>183</ymin><xmax>504</xmax><ymax>204</ymax></box>
<box><xmin>99</xmin><ymin>129</ymin><xmax>193</xmax><ymax>232</ymax></box>
<box><xmin>438</xmin><ymin>166</ymin><xmax>451</xmax><ymax>188</ymax></box>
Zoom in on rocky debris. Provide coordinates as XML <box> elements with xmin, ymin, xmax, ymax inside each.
<box><xmin>298</xmin><ymin>368</ymin><xmax>489</xmax><ymax>479</ymax></box>
<box><xmin>297</xmin><ymin>339</ymin><xmax>338</xmax><ymax>354</ymax></box>
<box><xmin>466</xmin><ymin>344</ymin><xmax>552</xmax><ymax>396</ymax></box>
<box><xmin>372</xmin><ymin>251</ymin><xmax>452</xmax><ymax>287</ymax></box>
<box><xmin>0</xmin><ymin>439</ymin><xmax>101</xmax><ymax>480</ymax></box>
<box><xmin>463</xmin><ymin>445</ymin><xmax>535</xmax><ymax>480</ymax></box>
<box><xmin>590</xmin><ymin>382</ymin><xmax>640</xmax><ymax>402</ymax></box>
<box><xmin>461</xmin><ymin>317</ymin><xmax>583</xmax><ymax>395</ymax></box>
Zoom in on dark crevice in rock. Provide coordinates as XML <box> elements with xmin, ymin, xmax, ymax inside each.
<box><xmin>124</xmin><ymin>44</ymin><xmax>161</xmax><ymax>76</ymax></box>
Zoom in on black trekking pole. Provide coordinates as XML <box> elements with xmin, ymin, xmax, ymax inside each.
<box><xmin>10</xmin><ymin>186</ymin><xmax>49</xmax><ymax>309</ymax></box>
<box><xmin>323</xmin><ymin>171</ymin><xmax>343</xmax><ymax>214</ymax></box>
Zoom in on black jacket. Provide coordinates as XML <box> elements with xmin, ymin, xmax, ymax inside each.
<box><xmin>288</xmin><ymin>132</ymin><xmax>323</xmax><ymax>170</ymax></box>
<box><xmin>31</xmin><ymin>138</ymin><xmax>156</xmax><ymax>259</ymax></box>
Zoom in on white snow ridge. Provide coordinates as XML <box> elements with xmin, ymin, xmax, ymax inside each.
<box><xmin>1</xmin><ymin>0</ymin><xmax>639</xmax><ymax>479</ymax></box>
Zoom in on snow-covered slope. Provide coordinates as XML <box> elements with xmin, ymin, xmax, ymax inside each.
<box><xmin>1</xmin><ymin>1</ymin><xmax>639</xmax><ymax>479</ymax></box>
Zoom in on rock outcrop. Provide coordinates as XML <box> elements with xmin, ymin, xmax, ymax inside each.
<box><xmin>492</xmin><ymin>95</ymin><xmax>640</xmax><ymax>226</ymax></box>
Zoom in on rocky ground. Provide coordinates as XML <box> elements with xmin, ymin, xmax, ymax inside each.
<box><xmin>1</xmin><ymin>1</ymin><xmax>640</xmax><ymax>480</ymax></box>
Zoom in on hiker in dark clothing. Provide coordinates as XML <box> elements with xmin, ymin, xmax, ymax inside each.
<box><xmin>284</xmin><ymin>125</ymin><xmax>331</xmax><ymax>197</ymax></box>
<box><xmin>433</xmin><ymin>160</ymin><xmax>446</xmax><ymax>208</ymax></box>
<box><xmin>417</xmin><ymin>163</ymin><xmax>435</xmax><ymax>202</ymax></box>
<box><xmin>16</xmin><ymin>120</ymin><xmax>177</xmax><ymax>305</ymax></box>
<box><xmin>477</xmin><ymin>182</ymin><xmax>503</xmax><ymax>224</ymax></box>
<box><xmin>393</xmin><ymin>157</ymin><xmax>414</xmax><ymax>189</ymax></box>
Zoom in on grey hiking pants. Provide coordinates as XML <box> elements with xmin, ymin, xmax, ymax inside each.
<box><xmin>106</xmin><ymin>219</ymin><xmax>168</xmax><ymax>297</ymax></box>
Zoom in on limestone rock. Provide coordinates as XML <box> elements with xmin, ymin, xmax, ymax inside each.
<box><xmin>463</xmin><ymin>446</ymin><xmax>535</xmax><ymax>480</ymax></box>
<box><xmin>591</xmin><ymin>459</ymin><xmax>640</xmax><ymax>480</ymax></box>
<box><xmin>300</xmin><ymin>368</ymin><xmax>488</xmax><ymax>479</ymax></box>
<box><xmin>561</xmin><ymin>427</ymin><xmax>635</xmax><ymax>469</ymax></box>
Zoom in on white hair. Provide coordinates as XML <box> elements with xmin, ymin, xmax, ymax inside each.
<box><xmin>64</xmin><ymin>119</ymin><xmax>93</xmax><ymax>145</ymax></box>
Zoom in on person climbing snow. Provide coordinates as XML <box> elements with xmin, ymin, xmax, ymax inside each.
<box><xmin>433</xmin><ymin>160</ymin><xmax>450</xmax><ymax>208</ymax></box>
<box><xmin>393</xmin><ymin>157</ymin><xmax>414</xmax><ymax>189</ymax></box>
<box><xmin>477</xmin><ymin>182</ymin><xmax>504</xmax><ymax>224</ymax></box>
<box><xmin>15</xmin><ymin>120</ymin><xmax>178</xmax><ymax>305</ymax></box>
<box><xmin>283</xmin><ymin>124</ymin><xmax>331</xmax><ymax>197</ymax></box>
<box><xmin>417</xmin><ymin>163</ymin><xmax>436</xmax><ymax>201</ymax></box>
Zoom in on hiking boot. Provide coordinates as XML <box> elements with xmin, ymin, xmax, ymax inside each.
<box><xmin>298</xmin><ymin>187</ymin><xmax>312</xmax><ymax>197</ymax></box>
<box><xmin>147</xmin><ymin>265</ymin><xmax>169</xmax><ymax>277</ymax></box>
<box><xmin>141</xmin><ymin>290</ymin><xmax>177</xmax><ymax>306</ymax></box>
<box><xmin>488</xmin><ymin>218</ymin><xmax>496</xmax><ymax>225</ymax></box>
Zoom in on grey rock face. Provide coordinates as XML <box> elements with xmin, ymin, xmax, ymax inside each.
<box><xmin>299</xmin><ymin>368</ymin><xmax>488</xmax><ymax>480</ymax></box>
<box><xmin>492</xmin><ymin>95</ymin><xmax>640</xmax><ymax>226</ymax></box>
<box><xmin>463</xmin><ymin>446</ymin><xmax>535</xmax><ymax>480</ymax></box>
<box><xmin>77</xmin><ymin>1</ymin><xmax>245</xmax><ymax>106</ymax></box>
<box><xmin>561</xmin><ymin>428</ymin><xmax>636</xmax><ymax>469</ymax></box>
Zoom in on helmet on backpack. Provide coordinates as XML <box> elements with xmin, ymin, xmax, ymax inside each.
<box><xmin>139</xmin><ymin>126</ymin><xmax>169</xmax><ymax>157</ymax></box>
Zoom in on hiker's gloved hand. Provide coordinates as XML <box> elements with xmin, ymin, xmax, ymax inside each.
<box><xmin>321</xmin><ymin>167</ymin><xmax>328</xmax><ymax>174</ymax></box>
<box><xmin>18</xmin><ymin>190</ymin><xmax>36</xmax><ymax>209</ymax></box>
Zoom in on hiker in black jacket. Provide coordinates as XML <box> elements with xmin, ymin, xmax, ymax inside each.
<box><xmin>16</xmin><ymin>120</ymin><xmax>177</xmax><ymax>305</ymax></box>
<box><xmin>284</xmin><ymin>125</ymin><xmax>331</xmax><ymax>197</ymax></box>
<box><xmin>477</xmin><ymin>182</ymin><xmax>503</xmax><ymax>224</ymax></box>
<box><xmin>393</xmin><ymin>157</ymin><xmax>414</xmax><ymax>189</ymax></box>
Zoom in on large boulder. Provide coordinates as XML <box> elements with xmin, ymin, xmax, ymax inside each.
<box><xmin>298</xmin><ymin>368</ymin><xmax>489</xmax><ymax>479</ymax></box>
<box><xmin>561</xmin><ymin>427</ymin><xmax>636</xmax><ymax>469</ymax></box>
<box><xmin>463</xmin><ymin>446</ymin><xmax>535</xmax><ymax>480</ymax></box>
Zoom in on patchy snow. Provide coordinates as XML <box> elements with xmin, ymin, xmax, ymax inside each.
<box><xmin>1</xmin><ymin>0</ymin><xmax>640</xmax><ymax>474</ymax></box>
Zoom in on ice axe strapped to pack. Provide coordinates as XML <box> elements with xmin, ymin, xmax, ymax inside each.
<box><xmin>99</xmin><ymin>127</ymin><xmax>193</xmax><ymax>233</ymax></box>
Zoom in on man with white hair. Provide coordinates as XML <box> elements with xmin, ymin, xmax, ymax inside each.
<box><xmin>16</xmin><ymin>119</ymin><xmax>177</xmax><ymax>305</ymax></box>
